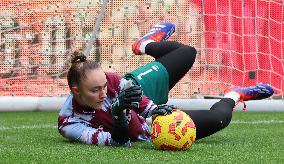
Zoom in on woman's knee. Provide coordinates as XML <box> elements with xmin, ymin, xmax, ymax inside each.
<box><xmin>187</xmin><ymin>46</ymin><xmax>197</xmax><ymax>58</ymax></box>
<box><xmin>180</xmin><ymin>45</ymin><xmax>197</xmax><ymax>64</ymax></box>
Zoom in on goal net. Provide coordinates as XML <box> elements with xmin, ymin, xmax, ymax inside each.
<box><xmin>0</xmin><ymin>0</ymin><xmax>283</xmax><ymax>98</ymax></box>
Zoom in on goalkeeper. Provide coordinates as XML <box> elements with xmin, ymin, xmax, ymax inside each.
<box><xmin>58</xmin><ymin>22</ymin><xmax>274</xmax><ymax>147</ymax></box>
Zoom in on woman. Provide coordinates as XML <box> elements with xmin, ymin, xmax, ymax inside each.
<box><xmin>58</xmin><ymin>22</ymin><xmax>274</xmax><ymax>146</ymax></box>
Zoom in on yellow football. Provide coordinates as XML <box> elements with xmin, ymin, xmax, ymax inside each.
<box><xmin>150</xmin><ymin>109</ymin><xmax>196</xmax><ymax>151</ymax></box>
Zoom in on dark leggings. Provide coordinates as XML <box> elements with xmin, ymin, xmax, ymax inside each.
<box><xmin>184</xmin><ymin>98</ymin><xmax>234</xmax><ymax>140</ymax></box>
<box><xmin>146</xmin><ymin>41</ymin><xmax>196</xmax><ymax>89</ymax></box>
<box><xmin>146</xmin><ymin>41</ymin><xmax>234</xmax><ymax>140</ymax></box>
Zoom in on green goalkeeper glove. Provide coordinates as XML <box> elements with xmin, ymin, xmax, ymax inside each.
<box><xmin>150</xmin><ymin>104</ymin><xmax>176</xmax><ymax>116</ymax></box>
<box><xmin>111</xmin><ymin>83</ymin><xmax>142</xmax><ymax>145</ymax></box>
<box><xmin>112</xmin><ymin>84</ymin><xmax>142</xmax><ymax>114</ymax></box>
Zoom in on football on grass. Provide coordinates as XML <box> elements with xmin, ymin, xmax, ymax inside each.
<box><xmin>150</xmin><ymin>109</ymin><xmax>196</xmax><ymax>151</ymax></box>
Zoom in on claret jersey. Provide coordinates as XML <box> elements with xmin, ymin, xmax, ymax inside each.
<box><xmin>58</xmin><ymin>72</ymin><xmax>156</xmax><ymax>146</ymax></box>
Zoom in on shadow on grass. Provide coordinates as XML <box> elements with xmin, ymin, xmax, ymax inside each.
<box><xmin>53</xmin><ymin>135</ymin><xmax>230</xmax><ymax>152</ymax></box>
<box><xmin>132</xmin><ymin>136</ymin><xmax>232</xmax><ymax>153</ymax></box>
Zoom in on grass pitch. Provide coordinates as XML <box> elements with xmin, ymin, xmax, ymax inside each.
<box><xmin>0</xmin><ymin>111</ymin><xmax>283</xmax><ymax>163</ymax></box>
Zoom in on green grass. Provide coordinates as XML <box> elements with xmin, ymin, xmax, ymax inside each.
<box><xmin>1</xmin><ymin>112</ymin><xmax>284</xmax><ymax>164</ymax></box>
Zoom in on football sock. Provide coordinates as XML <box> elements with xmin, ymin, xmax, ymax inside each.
<box><xmin>140</xmin><ymin>40</ymin><xmax>154</xmax><ymax>54</ymax></box>
<box><xmin>224</xmin><ymin>91</ymin><xmax>240</xmax><ymax>104</ymax></box>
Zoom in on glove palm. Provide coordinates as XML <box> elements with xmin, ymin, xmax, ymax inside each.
<box><xmin>112</xmin><ymin>85</ymin><xmax>142</xmax><ymax>115</ymax></box>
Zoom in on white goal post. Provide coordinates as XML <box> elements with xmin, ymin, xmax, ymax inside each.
<box><xmin>0</xmin><ymin>97</ymin><xmax>283</xmax><ymax>112</ymax></box>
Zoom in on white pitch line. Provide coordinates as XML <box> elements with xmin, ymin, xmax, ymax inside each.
<box><xmin>231</xmin><ymin>120</ymin><xmax>284</xmax><ymax>124</ymax></box>
<box><xmin>0</xmin><ymin>125</ymin><xmax>56</xmax><ymax>131</ymax></box>
<box><xmin>0</xmin><ymin>120</ymin><xmax>283</xmax><ymax>131</ymax></box>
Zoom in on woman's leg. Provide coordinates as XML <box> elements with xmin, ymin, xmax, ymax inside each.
<box><xmin>145</xmin><ymin>41</ymin><xmax>185</xmax><ymax>59</ymax></box>
<box><xmin>183</xmin><ymin>83</ymin><xmax>274</xmax><ymax>140</ymax></box>
<box><xmin>183</xmin><ymin>98</ymin><xmax>235</xmax><ymax>140</ymax></box>
<box><xmin>145</xmin><ymin>41</ymin><xmax>197</xmax><ymax>89</ymax></box>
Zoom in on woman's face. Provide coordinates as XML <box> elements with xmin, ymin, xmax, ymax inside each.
<box><xmin>73</xmin><ymin>68</ymin><xmax>107</xmax><ymax>109</ymax></box>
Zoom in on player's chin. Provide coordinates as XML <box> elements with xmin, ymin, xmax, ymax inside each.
<box><xmin>93</xmin><ymin>102</ymin><xmax>103</xmax><ymax>109</ymax></box>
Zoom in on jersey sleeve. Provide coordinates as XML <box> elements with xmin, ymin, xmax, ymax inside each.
<box><xmin>58</xmin><ymin>94</ymin><xmax>130</xmax><ymax>146</ymax></box>
<box><xmin>136</xmin><ymin>95</ymin><xmax>157</xmax><ymax>118</ymax></box>
<box><xmin>58</xmin><ymin>118</ymin><xmax>112</xmax><ymax>146</ymax></box>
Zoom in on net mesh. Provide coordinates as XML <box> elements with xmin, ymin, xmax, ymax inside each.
<box><xmin>0</xmin><ymin>0</ymin><xmax>283</xmax><ymax>97</ymax></box>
